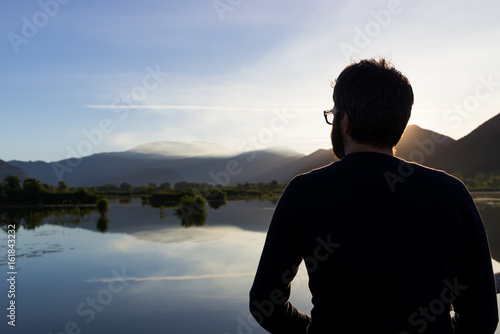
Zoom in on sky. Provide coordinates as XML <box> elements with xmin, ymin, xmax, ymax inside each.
<box><xmin>1</xmin><ymin>0</ymin><xmax>499</xmax><ymax>162</ymax></box>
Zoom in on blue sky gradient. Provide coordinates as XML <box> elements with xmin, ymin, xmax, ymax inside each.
<box><xmin>1</xmin><ymin>0</ymin><xmax>499</xmax><ymax>162</ymax></box>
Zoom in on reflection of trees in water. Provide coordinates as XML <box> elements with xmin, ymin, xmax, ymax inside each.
<box><xmin>174</xmin><ymin>195</ymin><xmax>207</xmax><ymax>228</ymax></box>
<box><xmin>206</xmin><ymin>189</ymin><xmax>226</xmax><ymax>210</ymax></box>
<box><xmin>207</xmin><ymin>199</ymin><xmax>226</xmax><ymax>210</ymax></box>
<box><xmin>96</xmin><ymin>216</ymin><xmax>109</xmax><ymax>232</ymax></box>
<box><xmin>118</xmin><ymin>195</ymin><xmax>133</xmax><ymax>204</ymax></box>
<box><xmin>0</xmin><ymin>206</ymin><xmax>98</xmax><ymax>231</ymax></box>
<box><xmin>268</xmin><ymin>195</ymin><xmax>280</xmax><ymax>205</ymax></box>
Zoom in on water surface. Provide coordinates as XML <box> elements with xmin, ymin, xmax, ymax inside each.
<box><xmin>1</xmin><ymin>196</ymin><xmax>499</xmax><ymax>333</ymax></box>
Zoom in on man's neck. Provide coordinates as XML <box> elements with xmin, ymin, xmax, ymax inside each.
<box><xmin>344</xmin><ymin>141</ymin><xmax>394</xmax><ymax>156</ymax></box>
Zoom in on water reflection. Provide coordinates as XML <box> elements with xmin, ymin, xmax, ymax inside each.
<box><xmin>174</xmin><ymin>195</ymin><xmax>207</xmax><ymax>228</ymax></box>
<box><xmin>476</xmin><ymin>199</ymin><xmax>500</xmax><ymax>261</ymax></box>
<box><xmin>1</xmin><ymin>194</ymin><xmax>499</xmax><ymax>244</ymax></box>
<box><xmin>207</xmin><ymin>199</ymin><xmax>226</xmax><ymax>210</ymax></box>
<box><xmin>96</xmin><ymin>216</ymin><xmax>110</xmax><ymax>233</ymax></box>
<box><xmin>0</xmin><ymin>195</ymin><xmax>499</xmax><ymax>334</ymax></box>
<box><xmin>0</xmin><ymin>206</ymin><xmax>95</xmax><ymax>230</ymax></box>
<box><xmin>0</xmin><ymin>192</ymin><xmax>278</xmax><ymax>233</ymax></box>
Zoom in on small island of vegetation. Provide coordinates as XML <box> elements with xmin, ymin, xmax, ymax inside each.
<box><xmin>0</xmin><ymin>175</ymin><xmax>285</xmax><ymax>229</ymax></box>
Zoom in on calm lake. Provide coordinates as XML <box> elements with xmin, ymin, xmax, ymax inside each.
<box><xmin>1</xmin><ymin>195</ymin><xmax>499</xmax><ymax>334</ymax></box>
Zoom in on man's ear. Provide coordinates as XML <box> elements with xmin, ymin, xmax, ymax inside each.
<box><xmin>341</xmin><ymin>112</ymin><xmax>352</xmax><ymax>135</ymax></box>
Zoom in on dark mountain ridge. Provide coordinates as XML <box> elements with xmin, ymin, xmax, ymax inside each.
<box><xmin>5</xmin><ymin>113</ymin><xmax>500</xmax><ymax>186</ymax></box>
<box><xmin>9</xmin><ymin>149</ymin><xmax>305</xmax><ymax>187</ymax></box>
<box><xmin>425</xmin><ymin>113</ymin><xmax>500</xmax><ymax>177</ymax></box>
<box><xmin>0</xmin><ymin>160</ymin><xmax>28</xmax><ymax>181</ymax></box>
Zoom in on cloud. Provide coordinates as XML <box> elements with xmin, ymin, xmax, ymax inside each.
<box><xmin>84</xmin><ymin>104</ymin><xmax>311</xmax><ymax>112</ymax></box>
<box><xmin>4</xmin><ymin>0</ymin><xmax>500</xmax><ymax>162</ymax></box>
<box><xmin>86</xmin><ymin>272</ymin><xmax>255</xmax><ymax>283</ymax></box>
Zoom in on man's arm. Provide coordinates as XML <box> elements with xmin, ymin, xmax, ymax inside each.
<box><xmin>453</xmin><ymin>186</ymin><xmax>499</xmax><ymax>333</ymax></box>
<box><xmin>249</xmin><ymin>178</ymin><xmax>311</xmax><ymax>333</ymax></box>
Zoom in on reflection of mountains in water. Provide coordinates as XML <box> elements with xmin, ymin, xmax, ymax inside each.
<box><xmin>2</xmin><ymin>198</ymin><xmax>500</xmax><ymax>276</ymax></box>
<box><xmin>131</xmin><ymin>225</ymin><xmax>244</xmax><ymax>244</ymax></box>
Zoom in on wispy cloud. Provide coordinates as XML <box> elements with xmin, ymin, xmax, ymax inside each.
<box><xmin>86</xmin><ymin>272</ymin><xmax>255</xmax><ymax>283</ymax></box>
<box><xmin>84</xmin><ymin>104</ymin><xmax>312</xmax><ymax>112</ymax></box>
<box><xmin>3</xmin><ymin>0</ymin><xmax>500</xmax><ymax>162</ymax></box>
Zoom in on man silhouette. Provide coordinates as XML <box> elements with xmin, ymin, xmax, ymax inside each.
<box><xmin>249</xmin><ymin>58</ymin><xmax>498</xmax><ymax>333</ymax></box>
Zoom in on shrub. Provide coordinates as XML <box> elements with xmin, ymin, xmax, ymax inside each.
<box><xmin>96</xmin><ymin>197</ymin><xmax>109</xmax><ymax>214</ymax></box>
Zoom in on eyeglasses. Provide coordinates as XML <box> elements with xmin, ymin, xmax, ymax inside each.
<box><xmin>323</xmin><ymin>108</ymin><xmax>339</xmax><ymax>125</ymax></box>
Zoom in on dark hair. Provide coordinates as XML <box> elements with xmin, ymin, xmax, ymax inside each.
<box><xmin>332</xmin><ymin>58</ymin><xmax>414</xmax><ymax>148</ymax></box>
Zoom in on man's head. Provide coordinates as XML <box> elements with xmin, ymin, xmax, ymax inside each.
<box><xmin>330</xmin><ymin>58</ymin><xmax>414</xmax><ymax>159</ymax></box>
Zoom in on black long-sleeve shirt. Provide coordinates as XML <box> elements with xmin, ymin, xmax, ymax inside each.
<box><xmin>250</xmin><ymin>152</ymin><xmax>498</xmax><ymax>333</ymax></box>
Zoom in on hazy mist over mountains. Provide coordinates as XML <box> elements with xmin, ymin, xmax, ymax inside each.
<box><xmin>128</xmin><ymin>141</ymin><xmax>236</xmax><ymax>158</ymax></box>
<box><xmin>3</xmin><ymin>113</ymin><xmax>500</xmax><ymax>187</ymax></box>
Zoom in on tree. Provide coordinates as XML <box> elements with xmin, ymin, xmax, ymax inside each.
<box><xmin>98</xmin><ymin>184</ymin><xmax>120</xmax><ymax>192</ymax></box>
<box><xmin>158</xmin><ymin>182</ymin><xmax>171</xmax><ymax>191</ymax></box>
<box><xmin>21</xmin><ymin>178</ymin><xmax>46</xmax><ymax>205</ymax></box>
<box><xmin>57</xmin><ymin>181</ymin><xmax>70</xmax><ymax>192</ymax></box>
<box><xmin>269</xmin><ymin>180</ymin><xmax>280</xmax><ymax>190</ymax></box>
<box><xmin>175</xmin><ymin>195</ymin><xmax>207</xmax><ymax>227</ymax></box>
<box><xmin>96</xmin><ymin>197</ymin><xmax>109</xmax><ymax>214</ymax></box>
<box><xmin>22</xmin><ymin>178</ymin><xmax>45</xmax><ymax>193</ymax></box>
<box><xmin>120</xmin><ymin>182</ymin><xmax>134</xmax><ymax>192</ymax></box>
<box><xmin>3</xmin><ymin>175</ymin><xmax>21</xmax><ymax>193</ymax></box>
<box><xmin>134</xmin><ymin>186</ymin><xmax>148</xmax><ymax>193</ymax></box>
<box><xmin>174</xmin><ymin>182</ymin><xmax>190</xmax><ymax>191</ymax></box>
<box><xmin>43</xmin><ymin>183</ymin><xmax>56</xmax><ymax>192</ymax></box>
<box><xmin>487</xmin><ymin>175</ymin><xmax>500</xmax><ymax>189</ymax></box>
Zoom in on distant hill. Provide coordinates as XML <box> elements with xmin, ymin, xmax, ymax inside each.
<box><xmin>255</xmin><ymin>149</ymin><xmax>337</xmax><ymax>183</ymax></box>
<box><xmin>10</xmin><ymin>152</ymin><xmax>169</xmax><ymax>186</ymax></box>
<box><xmin>425</xmin><ymin>113</ymin><xmax>500</xmax><ymax>177</ymax></box>
<box><xmin>115</xmin><ymin>167</ymin><xmax>184</xmax><ymax>186</ymax></box>
<box><xmin>9</xmin><ymin>148</ymin><xmax>305</xmax><ymax>187</ymax></box>
<box><xmin>259</xmin><ymin>124</ymin><xmax>461</xmax><ymax>182</ymax></box>
<box><xmin>394</xmin><ymin>124</ymin><xmax>456</xmax><ymax>161</ymax></box>
<box><xmin>7</xmin><ymin>160</ymin><xmax>59</xmax><ymax>185</ymax></box>
<box><xmin>5</xmin><ymin>113</ymin><xmax>500</xmax><ymax>186</ymax></box>
<box><xmin>262</xmin><ymin>115</ymin><xmax>500</xmax><ymax>180</ymax></box>
<box><xmin>0</xmin><ymin>160</ymin><xmax>28</xmax><ymax>181</ymax></box>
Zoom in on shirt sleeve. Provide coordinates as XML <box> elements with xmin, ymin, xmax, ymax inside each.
<box><xmin>249</xmin><ymin>177</ymin><xmax>311</xmax><ymax>333</ymax></box>
<box><xmin>453</xmin><ymin>184</ymin><xmax>499</xmax><ymax>334</ymax></box>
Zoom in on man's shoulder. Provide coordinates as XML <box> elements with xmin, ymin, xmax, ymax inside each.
<box><xmin>295</xmin><ymin>158</ymin><xmax>466</xmax><ymax>189</ymax></box>
<box><xmin>291</xmin><ymin>163</ymin><xmax>338</xmax><ymax>182</ymax></box>
<box><xmin>283</xmin><ymin>163</ymin><xmax>343</xmax><ymax>194</ymax></box>
<box><xmin>404</xmin><ymin>160</ymin><xmax>464</xmax><ymax>184</ymax></box>
<box><xmin>398</xmin><ymin>159</ymin><xmax>472</xmax><ymax>197</ymax></box>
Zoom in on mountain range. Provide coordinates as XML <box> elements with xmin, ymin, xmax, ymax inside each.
<box><xmin>4</xmin><ymin>113</ymin><xmax>500</xmax><ymax>187</ymax></box>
